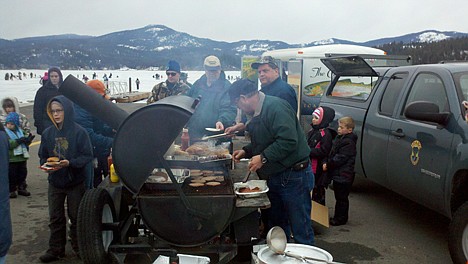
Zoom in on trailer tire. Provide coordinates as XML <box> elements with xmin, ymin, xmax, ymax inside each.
<box><xmin>449</xmin><ymin>201</ymin><xmax>468</xmax><ymax>264</ymax></box>
<box><xmin>77</xmin><ymin>188</ymin><xmax>116</xmax><ymax>264</ymax></box>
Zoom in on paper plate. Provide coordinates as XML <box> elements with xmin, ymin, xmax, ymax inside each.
<box><xmin>257</xmin><ymin>244</ymin><xmax>333</xmax><ymax>264</ymax></box>
<box><xmin>205</xmin><ymin>127</ymin><xmax>221</xmax><ymax>132</ymax></box>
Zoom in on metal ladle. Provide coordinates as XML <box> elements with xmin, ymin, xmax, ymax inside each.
<box><xmin>266</xmin><ymin>226</ymin><xmax>343</xmax><ymax>264</ymax></box>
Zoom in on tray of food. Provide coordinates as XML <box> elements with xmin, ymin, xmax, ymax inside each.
<box><xmin>145</xmin><ymin>169</ymin><xmax>191</xmax><ymax>190</ymax></box>
<box><xmin>234</xmin><ymin>180</ymin><xmax>269</xmax><ymax>198</ymax></box>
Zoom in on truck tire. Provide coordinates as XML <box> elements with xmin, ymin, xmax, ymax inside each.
<box><xmin>77</xmin><ymin>188</ymin><xmax>116</xmax><ymax>264</ymax></box>
<box><xmin>449</xmin><ymin>201</ymin><xmax>468</xmax><ymax>264</ymax></box>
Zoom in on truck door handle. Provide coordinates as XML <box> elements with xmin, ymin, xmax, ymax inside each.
<box><xmin>391</xmin><ymin>129</ymin><xmax>405</xmax><ymax>138</ymax></box>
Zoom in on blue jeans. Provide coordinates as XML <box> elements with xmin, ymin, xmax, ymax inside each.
<box><xmin>0</xmin><ymin>255</ymin><xmax>6</xmax><ymax>264</ymax></box>
<box><xmin>84</xmin><ymin>161</ymin><xmax>94</xmax><ymax>189</ymax></box>
<box><xmin>266</xmin><ymin>164</ymin><xmax>315</xmax><ymax>245</ymax></box>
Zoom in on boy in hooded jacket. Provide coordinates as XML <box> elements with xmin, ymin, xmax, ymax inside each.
<box><xmin>38</xmin><ymin>96</ymin><xmax>93</xmax><ymax>263</ymax></box>
<box><xmin>307</xmin><ymin>106</ymin><xmax>336</xmax><ymax>205</ymax></box>
<box><xmin>323</xmin><ymin>116</ymin><xmax>357</xmax><ymax>226</ymax></box>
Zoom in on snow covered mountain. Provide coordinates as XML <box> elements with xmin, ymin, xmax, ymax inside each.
<box><xmin>0</xmin><ymin>25</ymin><xmax>466</xmax><ymax>69</ymax></box>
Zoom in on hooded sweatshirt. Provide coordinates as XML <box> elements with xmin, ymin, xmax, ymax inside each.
<box><xmin>39</xmin><ymin>95</ymin><xmax>93</xmax><ymax>188</ymax></box>
<box><xmin>0</xmin><ymin>96</ymin><xmax>31</xmax><ymax>134</ymax></box>
<box><xmin>33</xmin><ymin>67</ymin><xmax>63</xmax><ymax>135</ymax></box>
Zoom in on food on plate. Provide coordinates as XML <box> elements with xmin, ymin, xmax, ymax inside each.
<box><xmin>205</xmin><ymin>181</ymin><xmax>221</xmax><ymax>186</ymax></box>
<box><xmin>46</xmin><ymin>157</ymin><xmax>60</xmax><ymax>166</ymax></box>
<box><xmin>239</xmin><ymin>187</ymin><xmax>261</xmax><ymax>193</ymax></box>
<box><xmin>174</xmin><ymin>149</ymin><xmax>189</xmax><ymax>156</ymax></box>
<box><xmin>189</xmin><ymin>183</ymin><xmax>205</xmax><ymax>187</ymax></box>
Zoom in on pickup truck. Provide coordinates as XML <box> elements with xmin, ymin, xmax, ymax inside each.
<box><xmin>319</xmin><ymin>56</ymin><xmax>468</xmax><ymax>264</ymax></box>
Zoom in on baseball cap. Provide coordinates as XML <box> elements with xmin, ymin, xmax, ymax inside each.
<box><xmin>204</xmin><ymin>55</ymin><xmax>221</xmax><ymax>71</ymax></box>
<box><xmin>251</xmin><ymin>56</ymin><xmax>278</xmax><ymax>69</ymax></box>
<box><xmin>228</xmin><ymin>78</ymin><xmax>258</xmax><ymax>103</ymax></box>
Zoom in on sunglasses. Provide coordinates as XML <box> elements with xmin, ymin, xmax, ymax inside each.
<box><xmin>166</xmin><ymin>72</ymin><xmax>177</xmax><ymax>77</ymax></box>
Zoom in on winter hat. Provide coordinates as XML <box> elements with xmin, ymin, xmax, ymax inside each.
<box><xmin>228</xmin><ymin>78</ymin><xmax>257</xmax><ymax>103</ymax></box>
<box><xmin>312</xmin><ymin>107</ymin><xmax>324</xmax><ymax>124</ymax></box>
<box><xmin>204</xmin><ymin>55</ymin><xmax>221</xmax><ymax>71</ymax></box>
<box><xmin>86</xmin><ymin>80</ymin><xmax>110</xmax><ymax>99</ymax></box>
<box><xmin>5</xmin><ymin>112</ymin><xmax>20</xmax><ymax>127</ymax></box>
<box><xmin>166</xmin><ymin>60</ymin><xmax>181</xmax><ymax>73</ymax></box>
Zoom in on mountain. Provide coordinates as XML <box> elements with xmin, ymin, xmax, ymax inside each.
<box><xmin>0</xmin><ymin>25</ymin><xmax>467</xmax><ymax>70</ymax></box>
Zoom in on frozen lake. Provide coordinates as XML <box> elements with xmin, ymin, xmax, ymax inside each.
<box><xmin>0</xmin><ymin>69</ymin><xmax>241</xmax><ymax>104</ymax></box>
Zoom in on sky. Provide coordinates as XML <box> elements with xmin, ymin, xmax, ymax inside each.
<box><xmin>1</xmin><ymin>0</ymin><xmax>467</xmax><ymax>44</ymax></box>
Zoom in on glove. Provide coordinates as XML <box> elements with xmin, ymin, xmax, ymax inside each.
<box><xmin>25</xmin><ymin>134</ymin><xmax>35</xmax><ymax>145</ymax></box>
<box><xmin>15</xmin><ymin>137</ymin><xmax>27</xmax><ymax>145</ymax></box>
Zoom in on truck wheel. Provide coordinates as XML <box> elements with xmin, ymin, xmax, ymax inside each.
<box><xmin>449</xmin><ymin>201</ymin><xmax>468</xmax><ymax>264</ymax></box>
<box><xmin>77</xmin><ymin>188</ymin><xmax>116</xmax><ymax>264</ymax></box>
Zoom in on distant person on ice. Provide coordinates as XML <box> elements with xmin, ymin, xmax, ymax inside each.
<box><xmin>146</xmin><ymin>60</ymin><xmax>190</xmax><ymax>104</ymax></box>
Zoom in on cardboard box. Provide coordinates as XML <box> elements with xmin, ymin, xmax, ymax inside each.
<box><xmin>311</xmin><ymin>201</ymin><xmax>329</xmax><ymax>227</ymax></box>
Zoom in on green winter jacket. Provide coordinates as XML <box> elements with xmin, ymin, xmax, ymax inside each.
<box><xmin>243</xmin><ymin>93</ymin><xmax>310</xmax><ymax>178</ymax></box>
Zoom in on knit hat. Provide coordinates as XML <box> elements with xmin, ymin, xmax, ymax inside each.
<box><xmin>5</xmin><ymin>112</ymin><xmax>20</xmax><ymax>128</ymax></box>
<box><xmin>204</xmin><ymin>55</ymin><xmax>221</xmax><ymax>71</ymax></box>
<box><xmin>166</xmin><ymin>60</ymin><xmax>181</xmax><ymax>73</ymax></box>
<box><xmin>86</xmin><ymin>80</ymin><xmax>110</xmax><ymax>99</ymax></box>
<box><xmin>312</xmin><ymin>107</ymin><xmax>324</xmax><ymax>124</ymax></box>
<box><xmin>228</xmin><ymin>78</ymin><xmax>258</xmax><ymax>103</ymax></box>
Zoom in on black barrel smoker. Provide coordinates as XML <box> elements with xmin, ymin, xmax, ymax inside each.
<box><xmin>59</xmin><ymin>76</ymin><xmax>261</xmax><ymax>264</ymax></box>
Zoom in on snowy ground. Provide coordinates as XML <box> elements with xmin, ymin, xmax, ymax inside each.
<box><xmin>0</xmin><ymin>69</ymin><xmax>241</xmax><ymax>105</ymax></box>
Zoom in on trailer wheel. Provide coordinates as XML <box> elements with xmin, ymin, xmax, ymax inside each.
<box><xmin>77</xmin><ymin>188</ymin><xmax>116</xmax><ymax>264</ymax></box>
<box><xmin>449</xmin><ymin>201</ymin><xmax>468</xmax><ymax>264</ymax></box>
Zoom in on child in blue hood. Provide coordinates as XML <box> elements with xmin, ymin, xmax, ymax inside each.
<box><xmin>38</xmin><ymin>96</ymin><xmax>93</xmax><ymax>263</ymax></box>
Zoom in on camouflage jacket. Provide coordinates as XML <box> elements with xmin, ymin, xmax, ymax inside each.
<box><xmin>147</xmin><ymin>81</ymin><xmax>190</xmax><ymax>104</ymax></box>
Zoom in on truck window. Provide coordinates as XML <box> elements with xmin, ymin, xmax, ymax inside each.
<box><xmin>330</xmin><ymin>76</ymin><xmax>376</xmax><ymax>101</ymax></box>
<box><xmin>404</xmin><ymin>73</ymin><xmax>449</xmax><ymax>113</ymax></box>
<box><xmin>453</xmin><ymin>72</ymin><xmax>468</xmax><ymax>101</ymax></box>
<box><xmin>379</xmin><ymin>73</ymin><xmax>409</xmax><ymax>116</ymax></box>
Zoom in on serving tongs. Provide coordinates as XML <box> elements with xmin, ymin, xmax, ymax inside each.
<box><xmin>201</xmin><ymin>131</ymin><xmax>238</xmax><ymax>141</ymax></box>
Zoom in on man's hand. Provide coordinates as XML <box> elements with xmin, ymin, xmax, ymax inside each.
<box><xmin>249</xmin><ymin>155</ymin><xmax>263</xmax><ymax>172</ymax></box>
<box><xmin>225</xmin><ymin>123</ymin><xmax>246</xmax><ymax>135</ymax></box>
<box><xmin>233</xmin><ymin>149</ymin><xmax>246</xmax><ymax>162</ymax></box>
<box><xmin>322</xmin><ymin>163</ymin><xmax>327</xmax><ymax>171</ymax></box>
<box><xmin>58</xmin><ymin>159</ymin><xmax>70</xmax><ymax>168</ymax></box>
<box><xmin>215</xmin><ymin>121</ymin><xmax>225</xmax><ymax>131</ymax></box>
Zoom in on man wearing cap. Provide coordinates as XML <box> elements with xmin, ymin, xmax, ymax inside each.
<box><xmin>186</xmin><ymin>55</ymin><xmax>236</xmax><ymax>140</ymax></box>
<box><xmin>230</xmin><ymin>79</ymin><xmax>314</xmax><ymax>246</ymax></box>
<box><xmin>225</xmin><ymin>56</ymin><xmax>297</xmax><ymax>135</ymax></box>
<box><xmin>147</xmin><ymin>60</ymin><xmax>190</xmax><ymax>104</ymax></box>
<box><xmin>74</xmin><ymin>80</ymin><xmax>114</xmax><ymax>188</ymax></box>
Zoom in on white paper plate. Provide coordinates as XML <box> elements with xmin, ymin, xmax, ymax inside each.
<box><xmin>234</xmin><ymin>180</ymin><xmax>269</xmax><ymax>198</ymax></box>
<box><xmin>205</xmin><ymin>127</ymin><xmax>221</xmax><ymax>132</ymax></box>
<box><xmin>257</xmin><ymin>244</ymin><xmax>333</xmax><ymax>264</ymax></box>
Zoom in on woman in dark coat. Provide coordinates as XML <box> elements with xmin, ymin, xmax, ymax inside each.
<box><xmin>33</xmin><ymin>67</ymin><xmax>62</xmax><ymax>135</ymax></box>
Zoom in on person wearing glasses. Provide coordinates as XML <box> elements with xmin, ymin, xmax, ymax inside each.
<box><xmin>38</xmin><ymin>96</ymin><xmax>93</xmax><ymax>262</ymax></box>
<box><xmin>74</xmin><ymin>80</ymin><xmax>115</xmax><ymax>189</ymax></box>
<box><xmin>146</xmin><ymin>60</ymin><xmax>190</xmax><ymax>104</ymax></box>
<box><xmin>186</xmin><ymin>55</ymin><xmax>236</xmax><ymax>141</ymax></box>
<box><xmin>33</xmin><ymin>67</ymin><xmax>63</xmax><ymax>135</ymax></box>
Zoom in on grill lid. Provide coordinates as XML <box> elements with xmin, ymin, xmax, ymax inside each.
<box><xmin>113</xmin><ymin>95</ymin><xmax>196</xmax><ymax>193</ymax></box>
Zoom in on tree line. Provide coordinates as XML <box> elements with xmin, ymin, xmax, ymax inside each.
<box><xmin>377</xmin><ymin>37</ymin><xmax>468</xmax><ymax>65</ymax></box>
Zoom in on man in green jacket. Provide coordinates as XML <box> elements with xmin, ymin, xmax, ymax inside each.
<box><xmin>230</xmin><ymin>79</ymin><xmax>315</xmax><ymax>246</ymax></box>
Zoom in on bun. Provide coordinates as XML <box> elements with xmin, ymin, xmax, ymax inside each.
<box><xmin>47</xmin><ymin>157</ymin><xmax>60</xmax><ymax>162</ymax></box>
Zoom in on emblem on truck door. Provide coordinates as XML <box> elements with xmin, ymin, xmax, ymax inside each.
<box><xmin>410</xmin><ymin>140</ymin><xmax>422</xmax><ymax>165</ymax></box>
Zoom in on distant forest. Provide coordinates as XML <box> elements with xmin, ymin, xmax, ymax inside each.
<box><xmin>377</xmin><ymin>37</ymin><xmax>468</xmax><ymax>64</ymax></box>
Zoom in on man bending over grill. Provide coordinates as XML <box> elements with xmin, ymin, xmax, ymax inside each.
<box><xmin>230</xmin><ymin>79</ymin><xmax>315</xmax><ymax>246</ymax></box>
